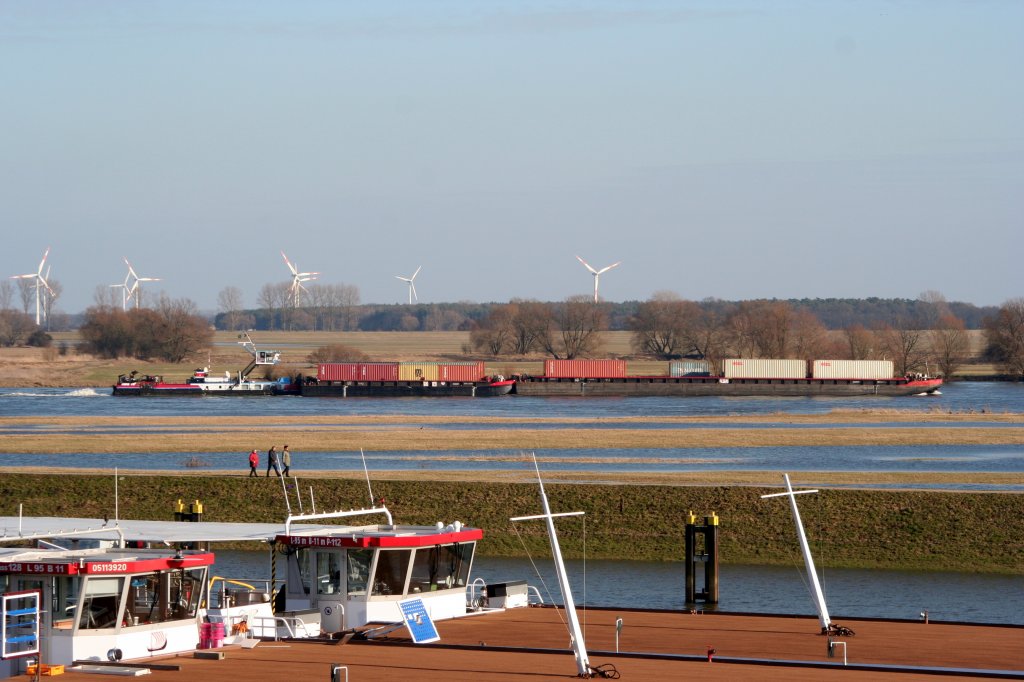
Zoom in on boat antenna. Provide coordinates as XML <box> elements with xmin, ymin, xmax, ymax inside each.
<box><xmin>761</xmin><ymin>473</ymin><xmax>831</xmax><ymax>633</ymax></box>
<box><xmin>360</xmin><ymin>448</ymin><xmax>375</xmax><ymax>506</ymax></box>
<box><xmin>114</xmin><ymin>467</ymin><xmax>119</xmax><ymax>527</ymax></box>
<box><xmin>510</xmin><ymin>454</ymin><xmax>591</xmax><ymax>677</ymax></box>
<box><xmin>293</xmin><ymin>476</ymin><xmax>303</xmax><ymax>514</ymax></box>
<box><xmin>309</xmin><ymin>485</ymin><xmax>317</xmax><ymax>515</ymax></box>
<box><xmin>278</xmin><ymin>467</ymin><xmax>292</xmax><ymax>515</ymax></box>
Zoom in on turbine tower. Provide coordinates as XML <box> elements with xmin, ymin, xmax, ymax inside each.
<box><xmin>576</xmin><ymin>255</ymin><xmax>621</xmax><ymax>303</ymax></box>
<box><xmin>10</xmin><ymin>247</ymin><xmax>54</xmax><ymax>325</ymax></box>
<box><xmin>281</xmin><ymin>251</ymin><xmax>319</xmax><ymax>308</ymax></box>
<box><xmin>395</xmin><ymin>266</ymin><xmax>421</xmax><ymax>304</ymax></box>
<box><xmin>109</xmin><ymin>266</ymin><xmax>133</xmax><ymax>311</ymax></box>
<box><xmin>124</xmin><ymin>258</ymin><xmax>161</xmax><ymax>309</ymax></box>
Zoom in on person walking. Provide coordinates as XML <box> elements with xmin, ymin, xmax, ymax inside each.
<box><xmin>281</xmin><ymin>444</ymin><xmax>292</xmax><ymax>476</ymax></box>
<box><xmin>266</xmin><ymin>445</ymin><xmax>281</xmax><ymax>477</ymax></box>
<box><xmin>248</xmin><ymin>449</ymin><xmax>259</xmax><ymax>477</ymax></box>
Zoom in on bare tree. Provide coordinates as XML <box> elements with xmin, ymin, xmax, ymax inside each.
<box><xmin>983</xmin><ymin>298</ymin><xmax>1024</xmax><ymax>376</ymax></box>
<box><xmin>629</xmin><ymin>292</ymin><xmax>701</xmax><ymax>359</ymax></box>
<box><xmin>470</xmin><ymin>304</ymin><xmax>516</xmax><ymax>355</ymax></box>
<box><xmin>258</xmin><ymin>282</ymin><xmax>289</xmax><ymax>331</ymax></box>
<box><xmin>844</xmin><ymin>324</ymin><xmax>876</xmax><ymax>359</ymax></box>
<box><xmin>93</xmin><ymin>284</ymin><xmax>121</xmax><ymax>310</ymax></box>
<box><xmin>217</xmin><ymin>286</ymin><xmax>246</xmax><ymax>331</ymax></box>
<box><xmin>17</xmin><ymin>279</ymin><xmax>34</xmax><ymax>316</ymax></box>
<box><xmin>0</xmin><ymin>281</ymin><xmax>13</xmax><ymax>310</ymax></box>
<box><xmin>930</xmin><ymin>313</ymin><xmax>969</xmax><ymax>379</ymax></box>
<box><xmin>788</xmin><ymin>308</ymin><xmax>830</xmax><ymax>361</ymax></box>
<box><xmin>877</xmin><ymin>317</ymin><xmax>932</xmax><ymax>376</ymax></box>
<box><xmin>157</xmin><ymin>294</ymin><xmax>214</xmax><ymax>363</ymax></box>
<box><xmin>918</xmin><ymin>290</ymin><xmax>951</xmax><ymax>329</ymax></box>
<box><xmin>509</xmin><ymin>300</ymin><xmax>551</xmax><ymax>355</ymax></box>
<box><xmin>0</xmin><ymin>310</ymin><xmax>35</xmax><ymax>346</ymax></box>
<box><xmin>538</xmin><ymin>296</ymin><xmax>606</xmax><ymax>359</ymax></box>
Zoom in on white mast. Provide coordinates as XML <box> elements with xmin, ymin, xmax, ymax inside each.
<box><xmin>761</xmin><ymin>473</ymin><xmax>831</xmax><ymax>632</ymax></box>
<box><xmin>510</xmin><ymin>455</ymin><xmax>590</xmax><ymax>677</ymax></box>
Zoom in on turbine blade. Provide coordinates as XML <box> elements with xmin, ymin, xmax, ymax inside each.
<box><xmin>281</xmin><ymin>251</ymin><xmax>298</xmax><ymax>275</ymax></box>
<box><xmin>576</xmin><ymin>255</ymin><xmax>598</xmax><ymax>274</ymax></box>
<box><xmin>411</xmin><ymin>282</ymin><xmax>418</xmax><ymax>301</ymax></box>
<box><xmin>596</xmin><ymin>261</ymin><xmax>621</xmax><ymax>275</ymax></box>
<box><xmin>411</xmin><ymin>265</ymin><xmax>421</xmax><ymax>280</ymax></box>
<box><xmin>37</xmin><ymin>247</ymin><xmax>51</xmax><ymax>275</ymax></box>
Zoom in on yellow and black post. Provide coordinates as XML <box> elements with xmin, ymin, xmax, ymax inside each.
<box><xmin>684</xmin><ymin>511</ymin><xmax>720</xmax><ymax>605</ymax></box>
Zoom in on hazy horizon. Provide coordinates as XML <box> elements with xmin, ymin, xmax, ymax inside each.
<box><xmin>3</xmin><ymin>1</ymin><xmax>1021</xmax><ymax>313</ymax></box>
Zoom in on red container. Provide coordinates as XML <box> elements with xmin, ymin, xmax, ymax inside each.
<box><xmin>318</xmin><ymin>363</ymin><xmax>360</xmax><ymax>382</ymax></box>
<box><xmin>438</xmin><ymin>362</ymin><xmax>486</xmax><ymax>382</ymax></box>
<box><xmin>543</xmin><ymin>359</ymin><xmax>628</xmax><ymax>378</ymax></box>
<box><xmin>358</xmin><ymin>363</ymin><xmax>399</xmax><ymax>382</ymax></box>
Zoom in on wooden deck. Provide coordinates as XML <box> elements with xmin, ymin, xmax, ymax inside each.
<box><xmin>54</xmin><ymin>607</ymin><xmax>1024</xmax><ymax>680</ymax></box>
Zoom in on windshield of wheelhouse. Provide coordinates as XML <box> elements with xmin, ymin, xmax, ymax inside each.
<box><xmin>409</xmin><ymin>542</ymin><xmax>476</xmax><ymax>593</ymax></box>
<box><xmin>371</xmin><ymin>549</ymin><xmax>412</xmax><ymax>597</ymax></box>
<box><xmin>79</xmin><ymin>577</ymin><xmax>124</xmax><ymax>630</ymax></box>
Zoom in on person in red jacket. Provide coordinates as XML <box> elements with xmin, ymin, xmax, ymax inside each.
<box><xmin>248</xmin><ymin>449</ymin><xmax>259</xmax><ymax>477</ymax></box>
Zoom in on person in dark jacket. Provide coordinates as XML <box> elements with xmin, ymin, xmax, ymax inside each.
<box><xmin>266</xmin><ymin>446</ymin><xmax>281</xmax><ymax>477</ymax></box>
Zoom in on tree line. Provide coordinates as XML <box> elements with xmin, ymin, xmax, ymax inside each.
<box><xmin>465</xmin><ymin>294</ymin><xmax>1024</xmax><ymax>380</ymax></box>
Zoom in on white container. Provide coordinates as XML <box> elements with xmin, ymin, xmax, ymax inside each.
<box><xmin>722</xmin><ymin>359</ymin><xmax>806</xmax><ymax>379</ymax></box>
<box><xmin>669</xmin><ymin>360</ymin><xmax>713</xmax><ymax>377</ymax></box>
<box><xmin>811</xmin><ymin>360</ymin><xmax>894</xmax><ymax>379</ymax></box>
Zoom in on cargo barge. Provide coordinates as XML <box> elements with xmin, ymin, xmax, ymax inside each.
<box><xmin>512</xmin><ymin>358</ymin><xmax>943</xmax><ymax>397</ymax></box>
<box><xmin>301</xmin><ymin>361</ymin><xmax>515</xmax><ymax>397</ymax></box>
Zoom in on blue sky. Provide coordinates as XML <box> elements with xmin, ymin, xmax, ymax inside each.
<box><xmin>2</xmin><ymin>1</ymin><xmax>1021</xmax><ymax>313</ymax></box>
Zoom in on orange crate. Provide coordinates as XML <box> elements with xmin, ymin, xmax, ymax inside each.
<box><xmin>26</xmin><ymin>664</ymin><xmax>64</xmax><ymax>676</ymax></box>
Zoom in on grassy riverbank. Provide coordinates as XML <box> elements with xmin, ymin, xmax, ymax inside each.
<box><xmin>3</xmin><ymin>473</ymin><xmax>1020</xmax><ymax>574</ymax></box>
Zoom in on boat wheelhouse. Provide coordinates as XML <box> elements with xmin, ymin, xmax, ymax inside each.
<box><xmin>0</xmin><ymin>547</ymin><xmax>212</xmax><ymax>675</ymax></box>
<box><xmin>270</xmin><ymin>519</ymin><xmax>481</xmax><ymax>634</ymax></box>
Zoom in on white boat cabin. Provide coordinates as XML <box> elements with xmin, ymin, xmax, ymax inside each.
<box><xmin>273</xmin><ymin>522</ymin><xmax>481</xmax><ymax>633</ymax></box>
<box><xmin>0</xmin><ymin>547</ymin><xmax>212</xmax><ymax>675</ymax></box>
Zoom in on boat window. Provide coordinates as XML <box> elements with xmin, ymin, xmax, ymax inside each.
<box><xmin>371</xmin><ymin>550</ymin><xmax>412</xmax><ymax>597</ymax></box>
<box><xmin>125</xmin><ymin>573</ymin><xmax>163</xmax><ymax>625</ymax></box>
<box><xmin>171</xmin><ymin>568</ymin><xmax>205</xmax><ymax>620</ymax></box>
<box><xmin>79</xmin><ymin>577</ymin><xmax>124</xmax><ymax>630</ymax></box>
<box><xmin>316</xmin><ymin>552</ymin><xmax>343</xmax><ymax>595</ymax></box>
<box><xmin>51</xmin><ymin>576</ymin><xmax>80</xmax><ymax>630</ymax></box>
<box><xmin>346</xmin><ymin>549</ymin><xmax>371</xmax><ymax>597</ymax></box>
<box><xmin>409</xmin><ymin>544</ymin><xmax>473</xmax><ymax>593</ymax></box>
<box><xmin>408</xmin><ymin>547</ymin><xmax>438</xmax><ymax>593</ymax></box>
<box><xmin>436</xmin><ymin>543</ymin><xmax>475</xmax><ymax>589</ymax></box>
<box><xmin>295</xmin><ymin>548</ymin><xmax>311</xmax><ymax>594</ymax></box>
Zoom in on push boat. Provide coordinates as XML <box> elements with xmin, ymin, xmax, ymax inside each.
<box><xmin>112</xmin><ymin>335</ymin><xmax>299</xmax><ymax>397</ymax></box>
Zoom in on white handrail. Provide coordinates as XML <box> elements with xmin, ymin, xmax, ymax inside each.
<box><xmin>284</xmin><ymin>506</ymin><xmax>393</xmax><ymax>534</ymax></box>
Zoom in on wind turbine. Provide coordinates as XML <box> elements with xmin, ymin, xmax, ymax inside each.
<box><xmin>10</xmin><ymin>247</ymin><xmax>54</xmax><ymax>325</ymax></box>
<box><xmin>576</xmin><ymin>255</ymin><xmax>621</xmax><ymax>303</ymax></box>
<box><xmin>124</xmin><ymin>258</ymin><xmax>161</xmax><ymax>308</ymax></box>
<box><xmin>109</xmin><ymin>267</ymin><xmax>133</xmax><ymax>311</ymax></box>
<box><xmin>281</xmin><ymin>251</ymin><xmax>319</xmax><ymax>308</ymax></box>
<box><xmin>395</xmin><ymin>266</ymin><xmax>421</xmax><ymax>305</ymax></box>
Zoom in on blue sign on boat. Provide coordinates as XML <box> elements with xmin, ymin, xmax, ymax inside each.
<box><xmin>398</xmin><ymin>598</ymin><xmax>440</xmax><ymax>644</ymax></box>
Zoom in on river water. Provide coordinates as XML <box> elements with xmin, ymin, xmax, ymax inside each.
<box><xmin>212</xmin><ymin>551</ymin><xmax>1024</xmax><ymax>626</ymax></box>
<box><xmin>2</xmin><ymin>381</ymin><xmax>1023</xmax><ymax>624</ymax></box>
